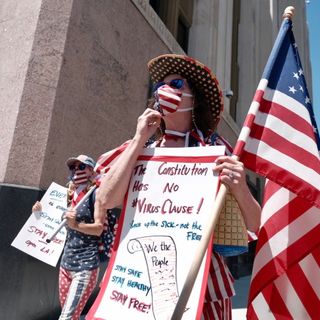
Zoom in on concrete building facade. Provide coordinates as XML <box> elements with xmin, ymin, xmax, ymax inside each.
<box><xmin>0</xmin><ymin>0</ymin><xmax>311</xmax><ymax>318</ymax></box>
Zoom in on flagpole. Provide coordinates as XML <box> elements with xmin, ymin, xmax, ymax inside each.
<box><xmin>171</xmin><ymin>6</ymin><xmax>295</xmax><ymax>319</ymax></box>
<box><xmin>46</xmin><ymin>185</ymin><xmax>97</xmax><ymax>243</ymax></box>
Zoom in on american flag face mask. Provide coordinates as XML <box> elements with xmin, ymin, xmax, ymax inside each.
<box><xmin>72</xmin><ymin>169</ymin><xmax>90</xmax><ymax>185</ymax></box>
<box><xmin>153</xmin><ymin>84</ymin><xmax>193</xmax><ymax>116</ymax></box>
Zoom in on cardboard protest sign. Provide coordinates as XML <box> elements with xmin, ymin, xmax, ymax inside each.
<box><xmin>11</xmin><ymin>182</ymin><xmax>67</xmax><ymax>267</ymax></box>
<box><xmin>87</xmin><ymin>146</ymin><xmax>225</xmax><ymax>320</ymax></box>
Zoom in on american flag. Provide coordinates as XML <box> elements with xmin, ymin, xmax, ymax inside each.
<box><xmin>233</xmin><ymin>19</ymin><xmax>320</xmax><ymax>319</ymax></box>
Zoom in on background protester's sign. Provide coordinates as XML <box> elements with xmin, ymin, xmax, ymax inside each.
<box><xmin>87</xmin><ymin>146</ymin><xmax>225</xmax><ymax>320</ymax></box>
<box><xmin>11</xmin><ymin>182</ymin><xmax>67</xmax><ymax>267</ymax></box>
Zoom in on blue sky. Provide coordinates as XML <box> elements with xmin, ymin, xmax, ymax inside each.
<box><xmin>306</xmin><ymin>1</ymin><xmax>320</xmax><ymax>127</ymax></box>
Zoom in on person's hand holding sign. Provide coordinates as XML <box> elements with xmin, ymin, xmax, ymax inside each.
<box><xmin>32</xmin><ymin>201</ymin><xmax>42</xmax><ymax>213</ymax></box>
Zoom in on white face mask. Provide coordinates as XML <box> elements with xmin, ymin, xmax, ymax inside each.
<box><xmin>154</xmin><ymin>84</ymin><xmax>193</xmax><ymax>116</ymax></box>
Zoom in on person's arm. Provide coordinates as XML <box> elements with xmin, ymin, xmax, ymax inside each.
<box><xmin>64</xmin><ymin>207</ymin><xmax>105</xmax><ymax>236</ymax></box>
<box><xmin>96</xmin><ymin>109</ymin><xmax>162</xmax><ymax>211</ymax></box>
<box><xmin>213</xmin><ymin>156</ymin><xmax>261</xmax><ymax>232</ymax></box>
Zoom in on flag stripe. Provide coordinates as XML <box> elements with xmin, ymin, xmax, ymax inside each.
<box><xmin>261</xmin><ymin>179</ymin><xmax>282</xmax><ymax>204</ymax></box>
<box><xmin>263</xmin><ymin>87</ymin><xmax>312</xmax><ymax>124</ymax></box>
<box><xmin>241</xmin><ymin>150</ymin><xmax>320</xmax><ymax>207</ymax></box>
<box><xmin>253</xmin><ymin>207</ymin><xmax>320</xmax><ymax>278</ymax></box>
<box><xmin>160</xmin><ymin>99</ymin><xmax>179</xmax><ymax>112</ymax></box>
<box><xmin>253</xmin><ymin>97</ymin><xmax>319</xmax><ymax>160</ymax></box>
<box><xmin>249</xmin><ymin>222</ymin><xmax>320</xmax><ymax>302</ymax></box>
<box><xmin>236</xmin><ymin>87</ymin><xmax>318</xmax><ymax>160</ymax></box>
<box><xmin>285</xmin><ymin>256</ymin><xmax>320</xmax><ymax>319</ymax></box>
<box><xmin>260</xmin><ymin>182</ymin><xmax>294</xmax><ymax>225</ymax></box>
<box><xmin>267</xmin><ymin>283</ymin><xmax>293</xmax><ymax>319</ymax></box>
<box><xmin>242</xmin><ymin>112</ymin><xmax>256</xmax><ymax>129</ymax></box>
<box><xmin>249</xmin><ymin>289</ymin><xmax>276</xmax><ymax>320</ymax></box>
<box><xmin>214</xmin><ymin>252</ymin><xmax>234</xmax><ymax>298</ymax></box>
<box><xmin>255</xmin><ymin>195</ymin><xmax>313</xmax><ymax>252</ymax></box>
<box><xmin>248</xmin><ymin>122</ymin><xmax>319</xmax><ymax>171</ymax></box>
<box><xmin>299</xmin><ymin>251</ymin><xmax>320</xmax><ymax>298</ymax></box>
<box><xmin>275</xmin><ymin>273</ymin><xmax>311</xmax><ymax>319</ymax></box>
<box><xmin>259</xmin><ymin>98</ymin><xmax>316</xmax><ymax>146</ymax></box>
<box><xmin>243</xmin><ymin>138</ymin><xmax>320</xmax><ymax>190</ymax></box>
<box><xmin>311</xmin><ymin>245</ymin><xmax>320</xmax><ymax>266</ymax></box>
<box><xmin>158</xmin><ymin>90</ymin><xmax>181</xmax><ymax>101</ymax></box>
<box><xmin>206</xmin><ymin>252</ymin><xmax>234</xmax><ymax>301</ymax></box>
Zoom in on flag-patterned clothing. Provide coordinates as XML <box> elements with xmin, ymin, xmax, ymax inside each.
<box><xmin>59</xmin><ymin>185</ymin><xmax>101</xmax><ymax>320</ymax></box>
<box><xmin>233</xmin><ymin>19</ymin><xmax>320</xmax><ymax>319</ymax></box>
<box><xmin>98</xmin><ymin>209</ymin><xmax>119</xmax><ymax>262</ymax></box>
<box><xmin>95</xmin><ymin>140</ymin><xmax>131</xmax><ymax>175</ymax></box>
<box><xmin>94</xmin><ymin>130</ymin><xmax>237</xmax><ymax>318</ymax></box>
<box><xmin>202</xmin><ymin>298</ymin><xmax>232</xmax><ymax>320</ymax></box>
<box><xmin>155</xmin><ymin>84</ymin><xmax>182</xmax><ymax>115</ymax></box>
<box><xmin>61</xmin><ymin>188</ymin><xmax>100</xmax><ymax>271</ymax></box>
<box><xmin>59</xmin><ymin>267</ymin><xmax>99</xmax><ymax>320</ymax></box>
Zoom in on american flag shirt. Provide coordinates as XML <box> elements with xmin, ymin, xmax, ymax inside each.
<box><xmin>61</xmin><ymin>189</ymin><xmax>100</xmax><ymax>271</ymax></box>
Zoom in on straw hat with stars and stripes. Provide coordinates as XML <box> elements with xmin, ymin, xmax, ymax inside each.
<box><xmin>148</xmin><ymin>54</ymin><xmax>224</xmax><ymax>135</ymax></box>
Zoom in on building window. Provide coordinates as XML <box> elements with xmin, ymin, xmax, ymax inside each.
<box><xmin>149</xmin><ymin>0</ymin><xmax>160</xmax><ymax>14</ymax></box>
<box><xmin>177</xmin><ymin>16</ymin><xmax>189</xmax><ymax>52</ymax></box>
<box><xmin>149</xmin><ymin>0</ymin><xmax>164</xmax><ymax>21</ymax></box>
<box><xmin>149</xmin><ymin>0</ymin><xmax>193</xmax><ymax>53</ymax></box>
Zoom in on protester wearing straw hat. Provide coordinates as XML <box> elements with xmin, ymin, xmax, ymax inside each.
<box><xmin>96</xmin><ymin>54</ymin><xmax>261</xmax><ymax>319</ymax></box>
<box><xmin>32</xmin><ymin>154</ymin><xmax>106</xmax><ymax>320</ymax></box>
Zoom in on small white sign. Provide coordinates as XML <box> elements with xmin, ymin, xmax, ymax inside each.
<box><xmin>11</xmin><ymin>182</ymin><xmax>68</xmax><ymax>267</ymax></box>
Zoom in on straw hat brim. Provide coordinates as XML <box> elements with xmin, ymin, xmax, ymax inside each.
<box><xmin>148</xmin><ymin>54</ymin><xmax>224</xmax><ymax>131</ymax></box>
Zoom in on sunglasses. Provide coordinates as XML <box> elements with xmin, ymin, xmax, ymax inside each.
<box><xmin>153</xmin><ymin>79</ymin><xmax>187</xmax><ymax>92</ymax></box>
<box><xmin>68</xmin><ymin>163</ymin><xmax>87</xmax><ymax>171</ymax></box>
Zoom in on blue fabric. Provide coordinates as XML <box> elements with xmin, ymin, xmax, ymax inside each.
<box><xmin>61</xmin><ymin>191</ymin><xmax>100</xmax><ymax>271</ymax></box>
<box><xmin>87</xmin><ymin>191</ymin><xmax>119</xmax><ymax>263</ymax></box>
<box><xmin>98</xmin><ymin>209</ymin><xmax>119</xmax><ymax>262</ymax></box>
<box><xmin>213</xmin><ymin>244</ymin><xmax>248</xmax><ymax>257</ymax></box>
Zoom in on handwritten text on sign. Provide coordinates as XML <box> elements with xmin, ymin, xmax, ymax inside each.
<box><xmin>11</xmin><ymin>182</ymin><xmax>67</xmax><ymax>267</ymax></box>
<box><xmin>87</xmin><ymin>146</ymin><xmax>225</xmax><ymax>320</ymax></box>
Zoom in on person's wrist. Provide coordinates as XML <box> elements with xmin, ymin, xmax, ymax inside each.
<box><xmin>232</xmin><ymin>182</ymin><xmax>250</xmax><ymax>201</ymax></box>
<box><xmin>132</xmin><ymin>134</ymin><xmax>148</xmax><ymax>148</ymax></box>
